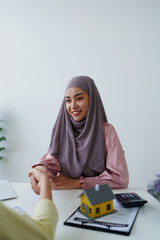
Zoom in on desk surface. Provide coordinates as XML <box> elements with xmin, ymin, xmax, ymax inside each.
<box><xmin>4</xmin><ymin>183</ymin><xmax>160</xmax><ymax>240</ymax></box>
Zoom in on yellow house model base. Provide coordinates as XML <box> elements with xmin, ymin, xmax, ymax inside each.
<box><xmin>78</xmin><ymin>184</ymin><xmax>115</xmax><ymax>219</ymax></box>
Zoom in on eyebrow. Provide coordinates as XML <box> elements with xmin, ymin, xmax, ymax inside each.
<box><xmin>65</xmin><ymin>92</ymin><xmax>85</xmax><ymax>98</ymax></box>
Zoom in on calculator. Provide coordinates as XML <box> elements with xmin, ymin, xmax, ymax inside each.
<box><xmin>115</xmin><ymin>192</ymin><xmax>148</xmax><ymax>208</ymax></box>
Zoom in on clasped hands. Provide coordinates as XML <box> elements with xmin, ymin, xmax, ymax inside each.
<box><xmin>28</xmin><ymin>166</ymin><xmax>81</xmax><ymax>194</ymax></box>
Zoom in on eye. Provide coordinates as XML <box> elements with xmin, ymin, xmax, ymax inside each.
<box><xmin>77</xmin><ymin>97</ymin><xmax>83</xmax><ymax>101</ymax></box>
<box><xmin>65</xmin><ymin>99</ymin><xmax>71</xmax><ymax>103</ymax></box>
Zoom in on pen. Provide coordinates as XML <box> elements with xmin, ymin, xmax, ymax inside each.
<box><xmin>74</xmin><ymin>217</ymin><xmax>128</xmax><ymax>228</ymax></box>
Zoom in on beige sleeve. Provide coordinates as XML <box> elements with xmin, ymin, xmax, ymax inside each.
<box><xmin>0</xmin><ymin>199</ymin><xmax>58</xmax><ymax>240</ymax></box>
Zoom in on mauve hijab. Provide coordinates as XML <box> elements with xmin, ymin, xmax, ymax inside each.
<box><xmin>48</xmin><ymin>76</ymin><xmax>108</xmax><ymax>178</ymax></box>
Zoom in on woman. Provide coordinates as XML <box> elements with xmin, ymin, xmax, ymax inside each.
<box><xmin>29</xmin><ymin>76</ymin><xmax>129</xmax><ymax>192</ymax></box>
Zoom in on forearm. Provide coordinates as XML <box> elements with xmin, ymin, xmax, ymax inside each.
<box><xmin>39</xmin><ymin>175</ymin><xmax>52</xmax><ymax>201</ymax></box>
<box><xmin>71</xmin><ymin>178</ymin><xmax>82</xmax><ymax>189</ymax></box>
<box><xmin>50</xmin><ymin>175</ymin><xmax>82</xmax><ymax>190</ymax></box>
<box><xmin>80</xmin><ymin>170</ymin><xmax>129</xmax><ymax>190</ymax></box>
<box><xmin>32</xmin><ymin>153</ymin><xmax>61</xmax><ymax>179</ymax></box>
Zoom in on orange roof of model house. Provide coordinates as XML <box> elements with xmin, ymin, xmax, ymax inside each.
<box><xmin>78</xmin><ymin>184</ymin><xmax>115</xmax><ymax>219</ymax></box>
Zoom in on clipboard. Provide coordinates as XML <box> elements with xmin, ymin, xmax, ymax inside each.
<box><xmin>64</xmin><ymin>199</ymin><xmax>139</xmax><ymax>236</ymax></box>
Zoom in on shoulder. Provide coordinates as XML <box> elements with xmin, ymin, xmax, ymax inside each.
<box><xmin>102</xmin><ymin>122</ymin><xmax>119</xmax><ymax>142</ymax></box>
<box><xmin>102</xmin><ymin>122</ymin><xmax>117</xmax><ymax>135</ymax></box>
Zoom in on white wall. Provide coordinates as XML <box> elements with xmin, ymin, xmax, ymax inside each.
<box><xmin>0</xmin><ymin>0</ymin><xmax>160</xmax><ymax>187</ymax></box>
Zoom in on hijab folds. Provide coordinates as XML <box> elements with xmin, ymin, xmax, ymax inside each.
<box><xmin>48</xmin><ymin>76</ymin><xmax>108</xmax><ymax>178</ymax></box>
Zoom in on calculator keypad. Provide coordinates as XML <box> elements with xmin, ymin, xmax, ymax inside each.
<box><xmin>115</xmin><ymin>192</ymin><xmax>148</xmax><ymax>208</ymax></box>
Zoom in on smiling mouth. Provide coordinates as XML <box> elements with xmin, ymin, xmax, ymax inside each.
<box><xmin>72</xmin><ymin>111</ymin><xmax>81</xmax><ymax>116</ymax></box>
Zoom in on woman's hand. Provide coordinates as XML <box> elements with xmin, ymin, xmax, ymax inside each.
<box><xmin>28</xmin><ymin>166</ymin><xmax>49</xmax><ymax>195</ymax></box>
<box><xmin>28</xmin><ymin>167</ymin><xmax>52</xmax><ymax>200</ymax></box>
<box><xmin>50</xmin><ymin>174</ymin><xmax>81</xmax><ymax>190</ymax></box>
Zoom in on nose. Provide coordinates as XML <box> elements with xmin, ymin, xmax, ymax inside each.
<box><xmin>71</xmin><ymin>100</ymin><xmax>78</xmax><ymax>109</ymax></box>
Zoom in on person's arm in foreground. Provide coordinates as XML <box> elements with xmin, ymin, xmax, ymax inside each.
<box><xmin>0</xmin><ymin>169</ymin><xmax>58</xmax><ymax>240</ymax></box>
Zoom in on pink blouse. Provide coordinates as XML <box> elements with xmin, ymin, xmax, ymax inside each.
<box><xmin>33</xmin><ymin>123</ymin><xmax>129</xmax><ymax>190</ymax></box>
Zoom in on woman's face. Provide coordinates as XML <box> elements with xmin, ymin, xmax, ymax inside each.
<box><xmin>65</xmin><ymin>87</ymin><xmax>89</xmax><ymax>122</ymax></box>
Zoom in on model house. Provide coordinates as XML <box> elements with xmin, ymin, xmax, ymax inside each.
<box><xmin>78</xmin><ymin>184</ymin><xmax>115</xmax><ymax>219</ymax></box>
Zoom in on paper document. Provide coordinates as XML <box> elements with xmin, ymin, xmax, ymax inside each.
<box><xmin>64</xmin><ymin>199</ymin><xmax>139</xmax><ymax>235</ymax></box>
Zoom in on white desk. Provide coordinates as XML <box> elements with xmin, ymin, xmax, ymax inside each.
<box><xmin>4</xmin><ymin>183</ymin><xmax>160</xmax><ymax>240</ymax></box>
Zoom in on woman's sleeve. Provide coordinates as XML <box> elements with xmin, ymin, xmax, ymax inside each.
<box><xmin>32</xmin><ymin>153</ymin><xmax>61</xmax><ymax>178</ymax></box>
<box><xmin>80</xmin><ymin>123</ymin><xmax>129</xmax><ymax>190</ymax></box>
